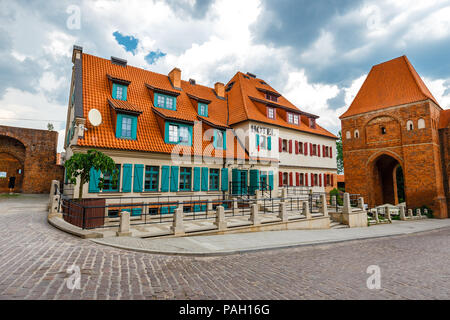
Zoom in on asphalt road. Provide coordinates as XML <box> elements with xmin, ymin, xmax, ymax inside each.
<box><xmin>0</xmin><ymin>195</ymin><xmax>449</xmax><ymax>300</ymax></box>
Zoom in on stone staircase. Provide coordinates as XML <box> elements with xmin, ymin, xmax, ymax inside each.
<box><xmin>330</xmin><ymin>220</ymin><xmax>349</xmax><ymax>229</ymax></box>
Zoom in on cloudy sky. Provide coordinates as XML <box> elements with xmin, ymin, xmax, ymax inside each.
<box><xmin>1</xmin><ymin>0</ymin><xmax>450</xmax><ymax>151</ymax></box>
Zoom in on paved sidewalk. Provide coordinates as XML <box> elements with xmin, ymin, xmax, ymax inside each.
<box><xmin>91</xmin><ymin>218</ymin><xmax>450</xmax><ymax>256</ymax></box>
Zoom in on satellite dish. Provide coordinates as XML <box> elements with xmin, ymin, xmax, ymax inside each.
<box><xmin>88</xmin><ymin>109</ymin><xmax>102</xmax><ymax>127</ymax></box>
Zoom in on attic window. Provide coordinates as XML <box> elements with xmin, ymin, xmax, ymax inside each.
<box><xmin>225</xmin><ymin>82</ymin><xmax>235</xmax><ymax>92</ymax></box>
<box><xmin>309</xmin><ymin>118</ymin><xmax>316</xmax><ymax>129</ymax></box>
<box><xmin>260</xmin><ymin>81</ymin><xmax>267</xmax><ymax>85</ymax></box>
<box><xmin>111</xmin><ymin>56</ymin><xmax>127</xmax><ymax>67</ymax></box>
<box><xmin>266</xmin><ymin>93</ymin><xmax>278</xmax><ymax>102</ymax></box>
<box><xmin>243</xmin><ymin>75</ymin><xmax>250</xmax><ymax>79</ymax></box>
<box><xmin>189</xmin><ymin>79</ymin><xmax>196</xmax><ymax>85</ymax></box>
<box><xmin>247</xmin><ymin>72</ymin><xmax>256</xmax><ymax>78</ymax></box>
<box><xmin>267</xmin><ymin>107</ymin><xmax>275</xmax><ymax>119</ymax></box>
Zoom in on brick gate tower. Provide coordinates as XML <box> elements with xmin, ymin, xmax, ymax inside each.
<box><xmin>340</xmin><ymin>56</ymin><xmax>448</xmax><ymax>218</ymax></box>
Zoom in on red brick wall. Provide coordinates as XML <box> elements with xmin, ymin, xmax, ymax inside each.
<box><xmin>0</xmin><ymin>125</ymin><xmax>64</xmax><ymax>194</ymax></box>
<box><xmin>341</xmin><ymin>101</ymin><xmax>448</xmax><ymax>218</ymax></box>
<box><xmin>439</xmin><ymin>125</ymin><xmax>450</xmax><ymax>217</ymax></box>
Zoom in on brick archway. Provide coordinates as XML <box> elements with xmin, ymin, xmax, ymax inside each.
<box><xmin>0</xmin><ymin>152</ymin><xmax>24</xmax><ymax>193</ymax></box>
<box><xmin>369</xmin><ymin>153</ymin><xmax>405</xmax><ymax>206</ymax></box>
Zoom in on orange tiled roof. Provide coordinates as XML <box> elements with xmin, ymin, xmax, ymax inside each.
<box><xmin>78</xmin><ymin>53</ymin><xmax>247</xmax><ymax>159</ymax></box>
<box><xmin>108</xmin><ymin>99</ymin><xmax>142</xmax><ymax>114</ymax></box>
<box><xmin>340</xmin><ymin>56</ymin><xmax>440</xmax><ymax>119</ymax></box>
<box><xmin>226</xmin><ymin>72</ymin><xmax>337</xmax><ymax>139</ymax></box>
<box><xmin>439</xmin><ymin>109</ymin><xmax>450</xmax><ymax>129</ymax></box>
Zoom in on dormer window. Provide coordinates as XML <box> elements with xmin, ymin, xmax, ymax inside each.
<box><xmin>116</xmin><ymin>114</ymin><xmax>137</xmax><ymax>140</ymax></box>
<box><xmin>154</xmin><ymin>93</ymin><xmax>176</xmax><ymax>110</ymax></box>
<box><xmin>165</xmin><ymin>122</ymin><xmax>192</xmax><ymax>146</ymax></box>
<box><xmin>198</xmin><ymin>103</ymin><xmax>208</xmax><ymax>117</ymax></box>
<box><xmin>267</xmin><ymin>107</ymin><xmax>275</xmax><ymax>119</ymax></box>
<box><xmin>266</xmin><ymin>93</ymin><xmax>278</xmax><ymax>102</ymax></box>
<box><xmin>309</xmin><ymin>118</ymin><xmax>316</xmax><ymax>129</ymax></box>
<box><xmin>112</xmin><ymin>83</ymin><xmax>127</xmax><ymax>101</ymax></box>
<box><xmin>287</xmin><ymin>113</ymin><xmax>299</xmax><ymax>125</ymax></box>
<box><xmin>213</xmin><ymin>129</ymin><xmax>226</xmax><ymax>150</ymax></box>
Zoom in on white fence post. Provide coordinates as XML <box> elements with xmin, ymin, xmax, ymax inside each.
<box><xmin>400</xmin><ymin>206</ymin><xmax>406</xmax><ymax>221</ymax></box>
<box><xmin>215</xmin><ymin>206</ymin><xmax>227</xmax><ymax>231</ymax></box>
<box><xmin>320</xmin><ymin>194</ymin><xmax>328</xmax><ymax>217</ymax></box>
<box><xmin>357</xmin><ymin>197</ymin><xmax>364</xmax><ymax>210</ymax></box>
<box><xmin>251</xmin><ymin>204</ymin><xmax>260</xmax><ymax>226</ymax></box>
<box><xmin>303</xmin><ymin>201</ymin><xmax>311</xmax><ymax>219</ymax></box>
<box><xmin>279</xmin><ymin>202</ymin><xmax>288</xmax><ymax>222</ymax></box>
<box><xmin>117</xmin><ymin>210</ymin><xmax>131</xmax><ymax>237</ymax></box>
<box><xmin>408</xmin><ymin>209</ymin><xmax>413</xmax><ymax>219</ymax></box>
<box><xmin>343</xmin><ymin>193</ymin><xmax>351</xmax><ymax>214</ymax></box>
<box><xmin>171</xmin><ymin>207</ymin><xmax>185</xmax><ymax>236</ymax></box>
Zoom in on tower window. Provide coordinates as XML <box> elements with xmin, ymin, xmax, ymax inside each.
<box><xmin>381</xmin><ymin>127</ymin><xmax>386</xmax><ymax>135</ymax></box>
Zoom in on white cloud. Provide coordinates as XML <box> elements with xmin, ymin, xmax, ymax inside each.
<box><xmin>423</xmin><ymin>77</ymin><xmax>450</xmax><ymax>108</ymax></box>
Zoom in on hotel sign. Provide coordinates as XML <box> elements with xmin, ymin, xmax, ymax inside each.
<box><xmin>250</xmin><ymin>125</ymin><xmax>274</xmax><ymax>136</ymax></box>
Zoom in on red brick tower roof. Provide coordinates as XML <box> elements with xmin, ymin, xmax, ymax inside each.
<box><xmin>340</xmin><ymin>56</ymin><xmax>440</xmax><ymax>119</ymax></box>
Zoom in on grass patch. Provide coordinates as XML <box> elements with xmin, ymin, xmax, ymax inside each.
<box><xmin>0</xmin><ymin>193</ymin><xmax>21</xmax><ymax>198</ymax></box>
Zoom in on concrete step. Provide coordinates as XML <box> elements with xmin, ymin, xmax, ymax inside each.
<box><xmin>330</xmin><ymin>220</ymin><xmax>349</xmax><ymax>229</ymax></box>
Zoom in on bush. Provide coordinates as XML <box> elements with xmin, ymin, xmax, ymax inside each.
<box><xmin>329</xmin><ymin>188</ymin><xmax>343</xmax><ymax>206</ymax></box>
<box><xmin>420</xmin><ymin>205</ymin><xmax>434</xmax><ymax>218</ymax></box>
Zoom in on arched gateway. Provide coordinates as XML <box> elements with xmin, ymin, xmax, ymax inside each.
<box><xmin>0</xmin><ymin>125</ymin><xmax>64</xmax><ymax>194</ymax></box>
<box><xmin>340</xmin><ymin>55</ymin><xmax>448</xmax><ymax>218</ymax></box>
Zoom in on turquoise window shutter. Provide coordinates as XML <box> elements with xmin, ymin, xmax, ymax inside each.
<box><xmin>223</xmin><ymin>130</ymin><xmax>227</xmax><ymax>150</ymax></box>
<box><xmin>249</xmin><ymin>169</ymin><xmax>260</xmax><ymax>195</ymax></box>
<box><xmin>221</xmin><ymin>168</ymin><xmax>229</xmax><ymax>191</ymax></box>
<box><xmin>201</xmin><ymin>167</ymin><xmax>209</xmax><ymax>191</ymax></box>
<box><xmin>256</xmin><ymin>134</ymin><xmax>260</xmax><ymax>146</ymax></box>
<box><xmin>122</xmin><ymin>164</ymin><xmax>132</xmax><ymax>192</ymax></box>
<box><xmin>232</xmin><ymin>168</ymin><xmax>240</xmax><ymax>194</ymax></box>
<box><xmin>161</xmin><ymin>166</ymin><xmax>170</xmax><ymax>192</ymax></box>
<box><xmin>88</xmin><ymin>168</ymin><xmax>101</xmax><ymax>193</ymax></box>
<box><xmin>213</xmin><ymin>130</ymin><xmax>217</xmax><ymax>149</ymax></box>
<box><xmin>112</xmin><ymin>83</ymin><xmax>117</xmax><ymax>99</ymax></box>
<box><xmin>268</xmin><ymin>136</ymin><xmax>272</xmax><ymax>150</ymax></box>
<box><xmin>268</xmin><ymin>171</ymin><xmax>274</xmax><ymax>190</ymax></box>
<box><xmin>116</xmin><ymin>114</ymin><xmax>123</xmax><ymax>138</ymax></box>
<box><xmin>131</xmin><ymin>116</ymin><xmax>137</xmax><ymax>140</ymax></box>
<box><xmin>170</xmin><ymin>166</ymin><xmax>179</xmax><ymax>192</ymax></box>
<box><xmin>123</xmin><ymin>86</ymin><xmax>127</xmax><ymax>101</ymax></box>
<box><xmin>133</xmin><ymin>164</ymin><xmax>144</xmax><ymax>192</ymax></box>
<box><xmin>193</xmin><ymin>167</ymin><xmax>201</xmax><ymax>191</ymax></box>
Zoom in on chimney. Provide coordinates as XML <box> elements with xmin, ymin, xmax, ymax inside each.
<box><xmin>168</xmin><ymin>67</ymin><xmax>181</xmax><ymax>89</ymax></box>
<box><xmin>214</xmin><ymin>82</ymin><xmax>225</xmax><ymax>98</ymax></box>
<box><xmin>72</xmin><ymin>45</ymin><xmax>83</xmax><ymax>63</ymax></box>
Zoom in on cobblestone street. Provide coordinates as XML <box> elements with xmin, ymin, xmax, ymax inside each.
<box><xmin>0</xmin><ymin>195</ymin><xmax>449</xmax><ymax>300</ymax></box>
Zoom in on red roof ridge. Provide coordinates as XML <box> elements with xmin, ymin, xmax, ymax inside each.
<box><xmin>402</xmin><ymin>55</ymin><xmax>440</xmax><ymax>108</ymax></box>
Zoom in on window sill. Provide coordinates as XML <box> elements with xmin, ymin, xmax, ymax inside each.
<box><xmin>98</xmin><ymin>192</ymin><xmax>123</xmax><ymax>197</ymax></box>
<box><xmin>140</xmin><ymin>192</ymin><xmax>162</xmax><ymax>195</ymax></box>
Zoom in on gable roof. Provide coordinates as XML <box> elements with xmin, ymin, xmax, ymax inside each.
<box><xmin>78</xmin><ymin>53</ymin><xmax>247</xmax><ymax>159</ymax></box>
<box><xmin>226</xmin><ymin>72</ymin><xmax>337</xmax><ymax>138</ymax></box>
<box><xmin>340</xmin><ymin>56</ymin><xmax>440</xmax><ymax>119</ymax></box>
<box><xmin>439</xmin><ymin>109</ymin><xmax>450</xmax><ymax>129</ymax></box>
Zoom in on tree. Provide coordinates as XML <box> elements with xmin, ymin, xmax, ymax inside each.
<box><xmin>64</xmin><ymin>149</ymin><xmax>118</xmax><ymax>201</ymax></box>
<box><xmin>47</xmin><ymin>123</ymin><xmax>54</xmax><ymax>131</ymax></box>
<box><xmin>336</xmin><ymin>130</ymin><xmax>344</xmax><ymax>174</ymax></box>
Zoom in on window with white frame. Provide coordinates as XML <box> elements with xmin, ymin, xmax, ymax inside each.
<box><xmin>157</xmin><ymin>95</ymin><xmax>165</xmax><ymax>108</ymax></box>
<box><xmin>216</xmin><ymin>130</ymin><xmax>224</xmax><ymax>149</ymax></box>
<box><xmin>287</xmin><ymin>113</ymin><xmax>294</xmax><ymax>123</ymax></box>
<box><xmin>168</xmin><ymin>124</ymin><xmax>178</xmax><ymax>143</ymax></box>
<box><xmin>116</xmin><ymin>86</ymin><xmax>123</xmax><ymax>100</ymax></box>
<box><xmin>121</xmin><ymin>116</ymin><xmax>132</xmax><ymax>138</ymax></box>
<box><xmin>179</xmin><ymin>126</ymin><xmax>189</xmax><ymax>143</ymax></box>
<box><xmin>293</xmin><ymin>114</ymin><xmax>299</xmax><ymax>125</ymax></box>
<box><xmin>267</xmin><ymin>107</ymin><xmax>275</xmax><ymax>119</ymax></box>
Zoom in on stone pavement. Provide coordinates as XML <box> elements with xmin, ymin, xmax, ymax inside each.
<box><xmin>92</xmin><ymin>219</ymin><xmax>450</xmax><ymax>255</ymax></box>
<box><xmin>1</xmin><ymin>194</ymin><xmax>450</xmax><ymax>300</ymax></box>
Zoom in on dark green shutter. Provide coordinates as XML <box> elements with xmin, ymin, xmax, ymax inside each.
<box><xmin>193</xmin><ymin>167</ymin><xmax>201</xmax><ymax>191</ymax></box>
<box><xmin>88</xmin><ymin>168</ymin><xmax>101</xmax><ymax>193</ymax></box>
<box><xmin>161</xmin><ymin>166</ymin><xmax>170</xmax><ymax>192</ymax></box>
<box><xmin>221</xmin><ymin>168</ymin><xmax>229</xmax><ymax>191</ymax></box>
<box><xmin>201</xmin><ymin>167</ymin><xmax>209</xmax><ymax>191</ymax></box>
<box><xmin>249</xmin><ymin>169</ymin><xmax>260</xmax><ymax>195</ymax></box>
<box><xmin>133</xmin><ymin>164</ymin><xmax>144</xmax><ymax>192</ymax></box>
<box><xmin>122</xmin><ymin>164</ymin><xmax>132</xmax><ymax>192</ymax></box>
<box><xmin>232</xmin><ymin>168</ymin><xmax>241</xmax><ymax>195</ymax></box>
<box><xmin>268</xmin><ymin>171</ymin><xmax>274</xmax><ymax>190</ymax></box>
<box><xmin>170</xmin><ymin>166</ymin><xmax>179</xmax><ymax>192</ymax></box>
